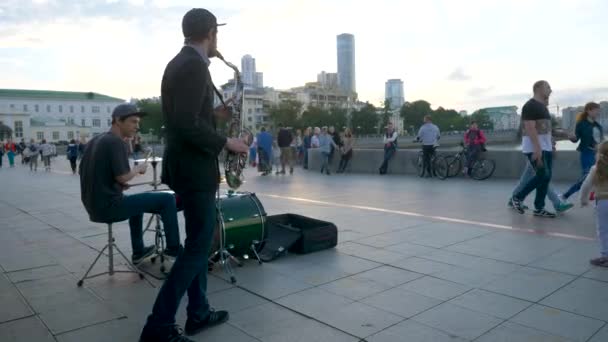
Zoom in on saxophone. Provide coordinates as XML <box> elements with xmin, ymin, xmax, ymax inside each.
<box><xmin>216</xmin><ymin>51</ymin><xmax>252</xmax><ymax>189</ymax></box>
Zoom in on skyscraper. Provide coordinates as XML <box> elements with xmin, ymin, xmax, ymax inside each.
<box><xmin>337</xmin><ymin>33</ymin><xmax>355</xmax><ymax>95</ymax></box>
<box><xmin>241</xmin><ymin>54</ymin><xmax>263</xmax><ymax>88</ymax></box>
<box><xmin>385</xmin><ymin>79</ymin><xmax>404</xmax><ymax>110</ymax></box>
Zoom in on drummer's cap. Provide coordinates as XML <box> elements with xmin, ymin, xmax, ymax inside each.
<box><xmin>182</xmin><ymin>8</ymin><xmax>226</xmax><ymax>42</ymax></box>
<box><xmin>111</xmin><ymin>104</ymin><xmax>147</xmax><ymax>122</ymax></box>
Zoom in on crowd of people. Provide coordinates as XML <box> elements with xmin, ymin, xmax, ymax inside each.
<box><xmin>0</xmin><ymin>138</ymin><xmax>85</xmax><ymax>173</ymax></box>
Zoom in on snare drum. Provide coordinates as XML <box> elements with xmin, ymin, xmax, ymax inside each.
<box><xmin>214</xmin><ymin>192</ymin><xmax>267</xmax><ymax>258</ymax></box>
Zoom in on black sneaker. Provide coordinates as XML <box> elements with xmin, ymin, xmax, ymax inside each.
<box><xmin>184</xmin><ymin>309</ymin><xmax>229</xmax><ymax>336</ymax></box>
<box><xmin>132</xmin><ymin>246</ymin><xmax>156</xmax><ymax>265</ymax></box>
<box><xmin>590</xmin><ymin>256</ymin><xmax>608</xmax><ymax>267</ymax></box>
<box><xmin>140</xmin><ymin>325</ymin><xmax>194</xmax><ymax>342</ymax></box>
<box><xmin>510</xmin><ymin>197</ymin><xmax>525</xmax><ymax>214</ymax></box>
<box><xmin>507</xmin><ymin>198</ymin><xmax>530</xmax><ymax>210</ymax></box>
<box><xmin>533</xmin><ymin>209</ymin><xmax>556</xmax><ymax>218</ymax></box>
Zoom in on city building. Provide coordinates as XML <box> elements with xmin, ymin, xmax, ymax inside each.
<box><xmin>562</xmin><ymin>101</ymin><xmax>608</xmax><ymax>130</ymax></box>
<box><xmin>221</xmin><ymin>85</ymin><xmax>271</xmax><ymax>132</ymax></box>
<box><xmin>290</xmin><ymin>83</ymin><xmax>354</xmax><ymax>110</ymax></box>
<box><xmin>241</xmin><ymin>54</ymin><xmax>264</xmax><ymax>89</ymax></box>
<box><xmin>385</xmin><ymin>79</ymin><xmax>404</xmax><ymax>110</ymax></box>
<box><xmin>478</xmin><ymin>106</ymin><xmax>520</xmax><ymax>130</ymax></box>
<box><xmin>0</xmin><ymin>89</ymin><xmax>125</xmax><ymax>142</ymax></box>
<box><xmin>317</xmin><ymin>71</ymin><xmax>338</xmax><ymax>89</ymax></box>
<box><xmin>337</xmin><ymin>33</ymin><xmax>356</xmax><ymax>96</ymax></box>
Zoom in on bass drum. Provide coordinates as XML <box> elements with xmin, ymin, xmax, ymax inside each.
<box><xmin>214</xmin><ymin>192</ymin><xmax>267</xmax><ymax>258</ymax></box>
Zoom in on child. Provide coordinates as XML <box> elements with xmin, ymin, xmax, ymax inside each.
<box><xmin>581</xmin><ymin>140</ymin><xmax>608</xmax><ymax>267</ymax></box>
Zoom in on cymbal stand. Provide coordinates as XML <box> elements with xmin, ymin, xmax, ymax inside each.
<box><xmin>209</xmin><ymin>190</ymin><xmax>241</xmax><ymax>284</ymax></box>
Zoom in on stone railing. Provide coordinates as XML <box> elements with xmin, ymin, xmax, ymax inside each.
<box><xmin>307</xmin><ymin>148</ymin><xmax>584</xmax><ymax>182</ymax></box>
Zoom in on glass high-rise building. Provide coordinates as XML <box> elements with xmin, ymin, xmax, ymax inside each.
<box><xmin>337</xmin><ymin>33</ymin><xmax>355</xmax><ymax>95</ymax></box>
<box><xmin>385</xmin><ymin>79</ymin><xmax>404</xmax><ymax>110</ymax></box>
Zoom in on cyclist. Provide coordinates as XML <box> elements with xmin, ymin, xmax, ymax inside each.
<box><xmin>463</xmin><ymin>120</ymin><xmax>487</xmax><ymax>176</ymax></box>
<box><xmin>416</xmin><ymin>115</ymin><xmax>440</xmax><ymax>177</ymax></box>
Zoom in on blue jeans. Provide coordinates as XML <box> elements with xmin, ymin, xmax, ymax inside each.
<box><xmin>113</xmin><ymin>192</ymin><xmax>180</xmax><ymax>255</ymax></box>
<box><xmin>7</xmin><ymin>151</ymin><xmax>15</xmax><ymax>166</ymax></box>
<box><xmin>303</xmin><ymin>147</ymin><xmax>310</xmax><ymax>168</ymax></box>
<box><xmin>596</xmin><ymin>200</ymin><xmax>608</xmax><ymax>257</ymax></box>
<box><xmin>512</xmin><ymin>159</ymin><xmax>561</xmax><ymax>209</ymax></box>
<box><xmin>144</xmin><ymin>190</ymin><xmax>216</xmax><ymax>328</ymax></box>
<box><xmin>514</xmin><ymin>151</ymin><xmax>553</xmax><ymax>210</ymax></box>
<box><xmin>379</xmin><ymin>147</ymin><xmax>396</xmax><ymax>174</ymax></box>
<box><xmin>321</xmin><ymin>151</ymin><xmax>331</xmax><ymax>173</ymax></box>
<box><xmin>563</xmin><ymin>149</ymin><xmax>596</xmax><ymax>199</ymax></box>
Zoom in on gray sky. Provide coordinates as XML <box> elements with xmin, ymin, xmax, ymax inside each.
<box><xmin>1</xmin><ymin>0</ymin><xmax>606</xmax><ymax>113</ymax></box>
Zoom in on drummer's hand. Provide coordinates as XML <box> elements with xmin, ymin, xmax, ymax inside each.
<box><xmin>225</xmin><ymin>138</ymin><xmax>248</xmax><ymax>153</ymax></box>
<box><xmin>134</xmin><ymin>163</ymin><xmax>148</xmax><ymax>175</ymax></box>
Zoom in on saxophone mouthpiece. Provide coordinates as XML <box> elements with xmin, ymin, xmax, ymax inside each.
<box><xmin>214</xmin><ymin>50</ymin><xmax>224</xmax><ymax>61</ymax></box>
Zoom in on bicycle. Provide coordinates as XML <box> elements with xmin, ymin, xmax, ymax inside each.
<box><xmin>434</xmin><ymin>143</ymin><xmax>496</xmax><ymax>180</ymax></box>
<box><xmin>413</xmin><ymin>145</ymin><xmax>449</xmax><ymax>179</ymax></box>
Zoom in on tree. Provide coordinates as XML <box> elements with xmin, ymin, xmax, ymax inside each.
<box><xmin>470</xmin><ymin>109</ymin><xmax>494</xmax><ymax>130</ymax></box>
<box><xmin>136</xmin><ymin>98</ymin><xmax>163</xmax><ymax>137</ymax></box>
<box><xmin>298</xmin><ymin>106</ymin><xmax>329</xmax><ymax>129</ymax></box>
<box><xmin>380</xmin><ymin>99</ymin><xmax>392</xmax><ymax>133</ymax></box>
<box><xmin>400</xmin><ymin>100</ymin><xmax>432</xmax><ymax>132</ymax></box>
<box><xmin>268</xmin><ymin>100</ymin><xmax>302</xmax><ymax>129</ymax></box>
<box><xmin>433</xmin><ymin>106</ymin><xmax>466</xmax><ymax>132</ymax></box>
<box><xmin>350</xmin><ymin>102</ymin><xmax>379</xmax><ymax>135</ymax></box>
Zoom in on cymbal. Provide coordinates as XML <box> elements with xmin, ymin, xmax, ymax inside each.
<box><xmin>134</xmin><ymin>157</ymin><xmax>162</xmax><ymax>163</ymax></box>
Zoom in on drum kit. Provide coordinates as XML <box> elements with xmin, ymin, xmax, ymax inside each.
<box><xmin>133</xmin><ymin>148</ymin><xmax>266</xmax><ymax>283</ymax></box>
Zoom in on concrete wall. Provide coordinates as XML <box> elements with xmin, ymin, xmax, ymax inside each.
<box><xmin>307</xmin><ymin>148</ymin><xmax>584</xmax><ymax>182</ymax></box>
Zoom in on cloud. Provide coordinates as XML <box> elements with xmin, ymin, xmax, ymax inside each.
<box><xmin>467</xmin><ymin>86</ymin><xmax>494</xmax><ymax>97</ymax></box>
<box><xmin>448</xmin><ymin>67</ymin><xmax>471</xmax><ymax>81</ymax></box>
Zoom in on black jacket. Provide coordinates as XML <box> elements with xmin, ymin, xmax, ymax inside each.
<box><xmin>161</xmin><ymin>46</ymin><xmax>227</xmax><ymax>193</ymax></box>
<box><xmin>574</xmin><ymin>119</ymin><xmax>603</xmax><ymax>152</ymax></box>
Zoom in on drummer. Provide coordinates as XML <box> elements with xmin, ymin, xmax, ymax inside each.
<box><xmin>79</xmin><ymin>104</ymin><xmax>182</xmax><ymax>265</ymax></box>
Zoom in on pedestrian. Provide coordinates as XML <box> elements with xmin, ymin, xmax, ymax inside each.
<box><xmin>303</xmin><ymin>127</ymin><xmax>312</xmax><ymax>169</ymax></box>
<box><xmin>18</xmin><ymin>139</ymin><xmax>26</xmax><ymax>164</ymax></box>
<box><xmin>415</xmin><ymin>117</ymin><xmax>440</xmax><ymax>177</ymax></box>
<box><xmin>337</xmin><ymin>128</ymin><xmax>354</xmax><ymax>173</ymax></box>
<box><xmin>67</xmin><ymin>139</ymin><xmax>79</xmax><ymax>175</ymax></box>
<box><xmin>311</xmin><ymin>127</ymin><xmax>320</xmax><ymax>148</ymax></box>
<box><xmin>78</xmin><ymin>139</ymin><xmax>86</xmax><ymax>160</ymax></box>
<box><xmin>272</xmin><ymin>140</ymin><xmax>282</xmax><ymax>175</ymax></box>
<box><xmin>40</xmin><ymin>139</ymin><xmax>54</xmax><ymax>172</ymax></box>
<box><xmin>580</xmin><ymin>140</ymin><xmax>608</xmax><ymax>267</ymax></box>
<box><xmin>328</xmin><ymin>126</ymin><xmax>342</xmax><ymax>164</ymax></box>
<box><xmin>463</xmin><ymin>121</ymin><xmax>487</xmax><ymax>176</ymax></box>
<box><xmin>562</xmin><ymin>102</ymin><xmax>603</xmax><ymax>201</ymax></box>
<box><xmin>0</xmin><ymin>142</ymin><xmax>4</xmax><ymax>168</ymax></box>
<box><xmin>379</xmin><ymin>122</ymin><xmax>400</xmax><ymax>175</ymax></box>
<box><xmin>510</xmin><ymin>80</ymin><xmax>556</xmax><ymax>217</ymax></box>
<box><xmin>295</xmin><ymin>129</ymin><xmax>303</xmax><ymax>165</ymax></box>
<box><xmin>319</xmin><ymin>126</ymin><xmax>337</xmax><ymax>175</ymax></box>
<box><xmin>277</xmin><ymin>123</ymin><xmax>294</xmax><ymax>174</ymax></box>
<box><xmin>27</xmin><ymin>139</ymin><xmax>39</xmax><ymax>172</ymax></box>
<box><xmin>249</xmin><ymin>136</ymin><xmax>257</xmax><ymax>167</ymax></box>
<box><xmin>4</xmin><ymin>139</ymin><xmax>17</xmax><ymax>168</ymax></box>
<box><xmin>256</xmin><ymin>127</ymin><xmax>272</xmax><ymax>176</ymax></box>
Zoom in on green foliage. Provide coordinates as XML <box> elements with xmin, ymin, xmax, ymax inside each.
<box><xmin>350</xmin><ymin>102</ymin><xmax>379</xmax><ymax>135</ymax></box>
<box><xmin>267</xmin><ymin>100</ymin><xmax>302</xmax><ymax>128</ymax></box>
<box><xmin>380</xmin><ymin>99</ymin><xmax>392</xmax><ymax>133</ymax></box>
<box><xmin>400</xmin><ymin>100</ymin><xmax>495</xmax><ymax>134</ymax></box>
<box><xmin>400</xmin><ymin>100</ymin><xmax>432</xmax><ymax>133</ymax></box>
<box><xmin>136</xmin><ymin>98</ymin><xmax>163</xmax><ymax>136</ymax></box>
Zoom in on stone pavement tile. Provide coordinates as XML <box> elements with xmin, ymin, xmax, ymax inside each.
<box><xmin>319</xmin><ymin>275</ymin><xmax>393</xmax><ymax>301</ymax></box>
<box><xmin>582</xmin><ymin>267</ymin><xmax>608</xmax><ymax>283</ymax></box>
<box><xmin>528</xmin><ymin>241</ymin><xmax>597</xmax><ymax>276</ymax></box>
<box><xmin>0</xmin><ymin>316</ymin><xmax>55</xmax><ymax>342</ymax></box>
<box><xmin>383</xmin><ymin>241</ymin><xmax>439</xmax><ymax>257</ymax></box>
<box><xmin>337</xmin><ymin>230</ymin><xmax>368</xmax><ymax>243</ymax></box>
<box><xmin>448</xmin><ymin>289</ymin><xmax>533</xmax><ymax>320</ymax></box>
<box><xmin>55</xmin><ymin>317</ymin><xmax>142</xmax><ymax>342</ymax></box>
<box><xmin>476</xmin><ymin>321</ymin><xmax>573</xmax><ymax>342</ymax></box>
<box><xmin>276</xmin><ymin>287</ymin><xmax>353</xmax><ymax>318</ymax></box>
<box><xmin>317</xmin><ymin>301</ymin><xmax>405</xmax><ymax>339</ymax></box>
<box><xmin>208</xmin><ymin>287</ymin><xmax>268</xmax><ymax>313</ymax></box>
<box><xmin>481</xmin><ymin>267</ymin><xmax>576</xmax><ymax>302</ymax></box>
<box><xmin>229</xmin><ymin>265</ymin><xmax>313</xmax><ymax>300</ymax></box>
<box><xmin>0</xmin><ymin>250</ymin><xmax>57</xmax><ymax>272</ymax></box>
<box><xmin>7</xmin><ymin>265</ymin><xmax>71</xmax><ymax>284</ymax></box>
<box><xmin>278</xmin><ymin>263</ymin><xmax>351</xmax><ymax>286</ymax></box>
<box><xmin>231</xmin><ymin>302</ymin><xmax>357</xmax><ymax>342</ymax></box>
<box><xmin>541</xmin><ymin>277</ymin><xmax>608</xmax><ymax>321</ymax></box>
<box><xmin>389</xmin><ymin>257</ymin><xmax>455</xmax><ymax>275</ymax></box>
<box><xmin>384</xmin><ymin>223</ymin><xmax>491</xmax><ymax>248</ymax></box>
<box><xmin>367</xmin><ymin>319</ymin><xmax>469</xmax><ymax>342</ymax></box>
<box><xmin>85</xmin><ymin>273</ymin><xmax>158</xmax><ymax>318</ymax></box>
<box><xmin>398</xmin><ymin>276</ymin><xmax>471</xmax><ymax>301</ymax></box>
<box><xmin>207</xmin><ymin>274</ymin><xmax>236</xmax><ymax>294</ymax></box>
<box><xmin>360</xmin><ymin>287</ymin><xmax>442</xmax><ymax>318</ymax></box>
<box><xmin>588</xmin><ymin>324</ymin><xmax>608</xmax><ymax>342</ymax></box>
<box><xmin>510</xmin><ymin>304</ymin><xmax>604</xmax><ymax>342</ymax></box>
<box><xmin>411</xmin><ymin>302</ymin><xmax>503</xmax><ymax>340</ymax></box>
<box><xmin>351</xmin><ymin>265</ymin><xmax>423</xmax><ymax>287</ymax></box>
<box><xmin>355</xmin><ymin>230</ymin><xmax>421</xmax><ymax>248</ymax></box>
<box><xmin>433</xmin><ymin>267</ymin><xmax>503</xmax><ymax>288</ymax></box>
<box><xmin>419</xmin><ymin>249</ymin><xmax>522</xmax><ymax>275</ymax></box>
<box><xmin>336</xmin><ymin>242</ymin><xmax>408</xmax><ymax>264</ymax></box>
<box><xmin>304</xmin><ymin>250</ymin><xmax>382</xmax><ymax>275</ymax></box>
<box><xmin>446</xmin><ymin>232</ymin><xmax>572</xmax><ymax>265</ymax></box>
<box><xmin>0</xmin><ymin>274</ymin><xmax>34</xmax><ymax>323</ymax></box>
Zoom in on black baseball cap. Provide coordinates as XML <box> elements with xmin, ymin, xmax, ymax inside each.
<box><xmin>111</xmin><ymin>104</ymin><xmax>146</xmax><ymax>120</ymax></box>
<box><xmin>182</xmin><ymin>8</ymin><xmax>226</xmax><ymax>41</ymax></box>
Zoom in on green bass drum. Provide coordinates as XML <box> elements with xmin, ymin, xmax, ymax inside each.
<box><xmin>215</xmin><ymin>191</ymin><xmax>267</xmax><ymax>258</ymax></box>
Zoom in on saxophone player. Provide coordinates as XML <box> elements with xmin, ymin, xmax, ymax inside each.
<box><xmin>140</xmin><ymin>8</ymin><xmax>248</xmax><ymax>342</ymax></box>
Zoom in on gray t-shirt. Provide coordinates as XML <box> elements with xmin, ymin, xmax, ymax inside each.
<box><xmin>79</xmin><ymin>132</ymin><xmax>131</xmax><ymax>222</ymax></box>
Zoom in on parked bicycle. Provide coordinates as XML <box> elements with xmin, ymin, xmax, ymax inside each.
<box><xmin>434</xmin><ymin>143</ymin><xmax>496</xmax><ymax>180</ymax></box>
<box><xmin>413</xmin><ymin>145</ymin><xmax>448</xmax><ymax>178</ymax></box>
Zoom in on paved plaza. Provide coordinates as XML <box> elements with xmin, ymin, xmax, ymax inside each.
<box><xmin>1</xmin><ymin>160</ymin><xmax>608</xmax><ymax>342</ymax></box>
